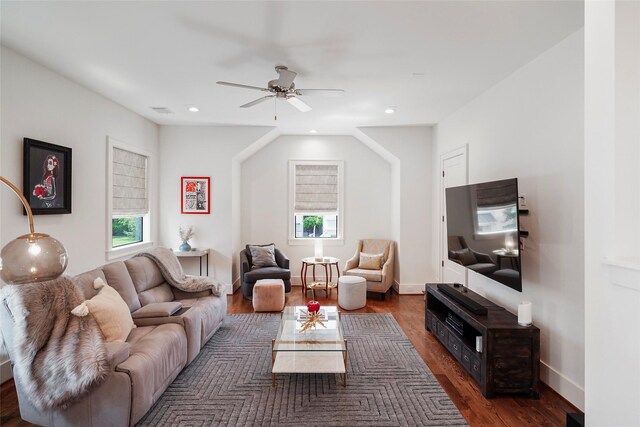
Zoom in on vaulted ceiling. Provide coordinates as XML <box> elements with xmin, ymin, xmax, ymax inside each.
<box><xmin>1</xmin><ymin>1</ymin><xmax>583</xmax><ymax>134</ymax></box>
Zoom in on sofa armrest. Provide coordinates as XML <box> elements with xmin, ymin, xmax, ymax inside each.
<box><xmin>344</xmin><ymin>250</ymin><xmax>359</xmax><ymax>272</ymax></box>
<box><xmin>240</xmin><ymin>250</ymin><xmax>251</xmax><ymax>276</ymax></box>
<box><xmin>274</xmin><ymin>249</ymin><xmax>290</xmax><ymax>269</ymax></box>
<box><xmin>132</xmin><ymin>302</ymin><xmax>182</xmax><ymax>319</ymax></box>
<box><xmin>105</xmin><ymin>341</ymin><xmax>131</xmax><ymax>370</ymax></box>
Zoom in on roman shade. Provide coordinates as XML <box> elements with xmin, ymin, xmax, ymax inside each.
<box><xmin>294</xmin><ymin>164</ymin><xmax>338</xmax><ymax>212</ymax></box>
<box><xmin>475</xmin><ymin>180</ymin><xmax>517</xmax><ymax>207</ymax></box>
<box><xmin>112</xmin><ymin>147</ymin><xmax>148</xmax><ymax>215</ymax></box>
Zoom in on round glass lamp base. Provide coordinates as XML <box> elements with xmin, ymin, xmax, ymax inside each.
<box><xmin>0</xmin><ymin>233</ymin><xmax>68</xmax><ymax>285</ymax></box>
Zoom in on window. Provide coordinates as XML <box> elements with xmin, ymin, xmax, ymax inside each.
<box><xmin>475</xmin><ymin>204</ymin><xmax>517</xmax><ymax>235</ymax></box>
<box><xmin>107</xmin><ymin>138</ymin><xmax>152</xmax><ymax>258</ymax></box>
<box><xmin>112</xmin><ymin>216</ymin><xmax>143</xmax><ymax>247</ymax></box>
<box><xmin>289</xmin><ymin>160</ymin><xmax>343</xmax><ymax>243</ymax></box>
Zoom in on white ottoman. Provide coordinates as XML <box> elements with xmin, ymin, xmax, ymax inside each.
<box><xmin>338</xmin><ymin>276</ymin><xmax>367</xmax><ymax>310</ymax></box>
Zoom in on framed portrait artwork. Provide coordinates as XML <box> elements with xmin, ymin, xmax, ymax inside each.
<box><xmin>23</xmin><ymin>138</ymin><xmax>72</xmax><ymax>215</ymax></box>
<box><xmin>181</xmin><ymin>176</ymin><xmax>210</xmax><ymax>214</ymax></box>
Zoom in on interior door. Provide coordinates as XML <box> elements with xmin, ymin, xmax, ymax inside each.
<box><xmin>440</xmin><ymin>147</ymin><xmax>468</xmax><ymax>284</ymax></box>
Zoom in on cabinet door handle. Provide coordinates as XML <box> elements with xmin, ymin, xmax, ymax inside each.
<box><xmin>464</xmin><ymin>355</ymin><xmax>469</xmax><ymax>361</ymax></box>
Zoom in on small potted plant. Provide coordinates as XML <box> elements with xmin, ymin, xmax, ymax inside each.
<box><xmin>179</xmin><ymin>225</ymin><xmax>194</xmax><ymax>252</ymax></box>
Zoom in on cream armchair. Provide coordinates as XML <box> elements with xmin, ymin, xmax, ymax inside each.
<box><xmin>343</xmin><ymin>239</ymin><xmax>395</xmax><ymax>300</ymax></box>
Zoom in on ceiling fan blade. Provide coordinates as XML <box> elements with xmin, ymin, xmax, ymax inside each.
<box><xmin>240</xmin><ymin>95</ymin><xmax>274</xmax><ymax>108</ymax></box>
<box><xmin>286</xmin><ymin>96</ymin><xmax>312</xmax><ymax>112</ymax></box>
<box><xmin>295</xmin><ymin>89</ymin><xmax>345</xmax><ymax>97</ymax></box>
<box><xmin>276</xmin><ymin>68</ymin><xmax>297</xmax><ymax>89</ymax></box>
<box><xmin>217</xmin><ymin>81</ymin><xmax>270</xmax><ymax>92</ymax></box>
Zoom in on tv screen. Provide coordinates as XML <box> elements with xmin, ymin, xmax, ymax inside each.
<box><xmin>445</xmin><ymin>178</ymin><xmax>522</xmax><ymax>292</ymax></box>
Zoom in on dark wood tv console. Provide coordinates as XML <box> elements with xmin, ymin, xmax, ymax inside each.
<box><xmin>425</xmin><ymin>284</ymin><xmax>540</xmax><ymax>398</ymax></box>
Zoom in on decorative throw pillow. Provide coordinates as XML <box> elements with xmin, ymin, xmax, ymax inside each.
<box><xmin>249</xmin><ymin>244</ymin><xmax>278</xmax><ymax>269</ymax></box>
<box><xmin>71</xmin><ymin>278</ymin><xmax>135</xmax><ymax>342</ymax></box>
<box><xmin>452</xmin><ymin>249</ymin><xmax>478</xmax><ymax>266</ymax></box>
<box><xmin>358</xmin><ymin>252</ymin><xmax>383</xmax><ymax>270</ymax></box>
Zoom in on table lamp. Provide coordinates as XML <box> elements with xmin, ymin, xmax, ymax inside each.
<box><xmin>0</xmin><ymin>176</ymin><xmax>68</xmax><ymax>284</ymax></box>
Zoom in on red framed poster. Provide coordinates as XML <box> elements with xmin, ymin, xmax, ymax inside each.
<box><xmin>181</xmin><ymin>176</ymin><xmax>210</xmax><ymax>214</ymax></box>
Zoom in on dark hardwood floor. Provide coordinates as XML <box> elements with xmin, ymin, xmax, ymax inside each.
<box><xmin>1</xmin><ymin>287</ymin><xmax>580</xmax><ymax>426</ymax></box>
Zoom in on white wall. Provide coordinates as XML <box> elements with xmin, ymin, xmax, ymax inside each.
<box><xmin>0</xmin><ymin>46</ymin><xmax>159</xmax><ymax>381</ymax></box>
<box><xmin>433</xmin><ymin>30</ymin><xmax>585</xmax><ymax>409</ymax></box>
<box><xmin>0</xmin><ymin>46</ymin><xmax>159</xmax><ymax>273</ymax></box>
<box><xmin>585</xmin><ymin>1</ymin><xmax>640</xmax><ymax>425</ymax></box>
<box><xmin>357</xmin><ymin>126</ymin><xmax>436</xmax><ymax>292</ymax></box>
<box><xmin>157</xmin><ymin>125</ymin><xmax>275</xmax><ymax>293</ymax></box>
<box><xmin>240</xmin><ymin>135</ymin><xmax>392</xmax><ymax>285</ymax></box>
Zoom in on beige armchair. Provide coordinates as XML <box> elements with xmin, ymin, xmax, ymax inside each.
<box><xmin>343</xmin><ymin>239</ymin><xmax>395</xmax><ymax>300</ymax></box>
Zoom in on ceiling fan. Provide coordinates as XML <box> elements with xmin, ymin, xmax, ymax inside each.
<box><xmin>216</xmin><ymin>65</ymin><xmax>344</xmax><ymax>112</ymax></box>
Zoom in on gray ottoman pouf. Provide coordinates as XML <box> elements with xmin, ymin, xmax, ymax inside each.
<box><xmin>338</xmin><ymin>276</ymin><xmax>367</xmax><ymax>310</ymax></box>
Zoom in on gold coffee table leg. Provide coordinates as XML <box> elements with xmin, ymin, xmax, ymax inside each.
<box><xmin>343</xmin><ymin>338</ymin><xmax>348</xmax><ymax>387</ymax></box>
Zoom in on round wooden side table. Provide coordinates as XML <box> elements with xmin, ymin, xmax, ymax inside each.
<box><xmin>300</xmin><ymin>257</ymin><xmax>340</xmax><ymax>298</ymax></box>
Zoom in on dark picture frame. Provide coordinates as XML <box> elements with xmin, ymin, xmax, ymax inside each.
<box><xmin>23</xmin><ymin>138</ymin><xmax>72</xmax><ymax>215</ymax></box>
<box><xmin>181</xmin><ymin>176</ymin><xmax>210</xmax><ymax>214</ymax></box>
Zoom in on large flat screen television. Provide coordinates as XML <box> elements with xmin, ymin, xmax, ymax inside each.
<box><xmin>445</xmin><ymin>178</ymin><xmax>522</xmax><ymax>292</ymax></box>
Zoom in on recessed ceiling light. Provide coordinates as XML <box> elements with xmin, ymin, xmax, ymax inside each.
<box><xmin>188</xmin><ymin>106</ymin><xmax>200</xmax><ymax>112</ymax></box>
<box><xmin>385</xmin><ymin>107</ymin><xmax>397</xmax><ymax>114</ymax></box>
<box><xmin>309</xmin><ymin>129</ymin><xmax>317</xmax><ymax>134</ymax></box>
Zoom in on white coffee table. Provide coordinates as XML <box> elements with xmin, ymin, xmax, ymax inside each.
<box><xmin>271</xmin><ymin>306</ymin><xmax>347</xmax><ymax>386</ymax></box>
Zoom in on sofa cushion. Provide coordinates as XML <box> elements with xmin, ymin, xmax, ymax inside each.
<box><xmin>138</xmin><ymin>283</ymin><xmax>174</xmax><ymax>306</ymax></box>
<box><xmin>125</xmin><ymin>257</ymin><xmax>166</xmax><ymax>293</ymax></box>
<box><xmin>243</xmin><ymin>266</ymin><xmax>291</xmax><ymax>284</ymax></box>
<box><xmin>358</xmin><ymin>253</ymin><xmax>383</xmax><ymax>270</ymax></box>
<box><xmin>102</xmin><ymin>261</ymin><xmax>142</xmax><ymax>312</ymax></box>
<box><xmin>248</xmin><ymin>244</ymin><xmax>278</xmax><ymax>269</ymax></box>
<box><xmin>73</xmin><ymin>278</ymin><xmax>135</xmax><ymax>343</ymax></box>
<box><xmin>467</xmin><ymin>263</ymin><xmax>498</xmax><ymax>275</ymax></box>
<box><xmin>345</xmin><ymin>268</ymin><xmax>383</xmax><ymax>282</ymax></box>
<box><xmin>118</xmin><ymin>323</ymin><xmax>187</xmax><ymax>425</ymax></box>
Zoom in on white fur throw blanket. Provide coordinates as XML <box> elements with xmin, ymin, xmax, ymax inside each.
<box><xmin>0</xmin><ymin>276</ymin><xmax>110</xmax><ymax>410</ymax></box>
<box><xmin>134</xmin><ymin>247</ymin><xmax>223</xmax><ymax>296</ymax></box>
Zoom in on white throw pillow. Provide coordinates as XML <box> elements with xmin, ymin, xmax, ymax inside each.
<box><xmin>71</xmin><ymin>278</ymin><xmax>135</xmax><ymax>342</ymax></box>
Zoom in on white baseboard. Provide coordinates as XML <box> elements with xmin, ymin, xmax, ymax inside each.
<box><xmin>231</xmin><ymin>278</ymin><xmax>240</xmax><ymax>293</ymax></box>
<box><xmin>394</xmin><ymin>282</ymin><xmax>426</xmax><ymax>295</ymax></box>
<box><xmin>0</xmin><ymin>359</ymin><xmax>12</xmax><ymax>383</ymax></box>
<box><xmin>540</xmin><ymin>360</ymin><xmax>584</xmax><ymax>411</ymax></box>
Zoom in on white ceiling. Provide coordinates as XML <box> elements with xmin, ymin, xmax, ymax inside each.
<box><xmin>1</xmin><ymin>1</ymin><xmax>583</xmax><ymax>134</ymax></box>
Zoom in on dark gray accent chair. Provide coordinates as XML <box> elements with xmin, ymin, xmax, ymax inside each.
<box><xmin>240</xmin><ymin>244</ymin><xmax>291</xmax><ymax>299</ymax></box>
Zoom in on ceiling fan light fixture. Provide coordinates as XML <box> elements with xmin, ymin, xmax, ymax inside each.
<box><xmin>385</xmin><ymin>106</ymin><xmax>397</xmax><ymax>114</ymax></box>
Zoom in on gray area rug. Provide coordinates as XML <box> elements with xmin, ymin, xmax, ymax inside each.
<box><xmin>138</xmin><ymin>313</ymin><xmax>467</xmax><ymax>426</ymax></box>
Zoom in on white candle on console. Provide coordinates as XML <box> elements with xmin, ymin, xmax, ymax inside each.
<box><xmin>518</xmin><ymin>301</ymin><xmax>533</xmax><ymax>326</ymax></box>
<box><xmin>314</xmin><ymin>239</ymin><xmax>323</xmax><ymax>261</ymax></box>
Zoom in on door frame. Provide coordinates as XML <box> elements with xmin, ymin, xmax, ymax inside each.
<box><xmin>439</xmin><ymin>145</ymin><xmax>468</xmax><ymax>281</ymax></box>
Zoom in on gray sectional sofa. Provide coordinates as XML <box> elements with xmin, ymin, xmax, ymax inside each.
<box><xmin>0</xmin><ymin>256</ymin><xmax>227</xmax><ymax>427</ymax></box>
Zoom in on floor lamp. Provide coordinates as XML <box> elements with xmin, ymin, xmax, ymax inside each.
<box><xmin>0</xmin><ymin>176</ymin><xmax>68</xmax><ymax>285</ymax></box>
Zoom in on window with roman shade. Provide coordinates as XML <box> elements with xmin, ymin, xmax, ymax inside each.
<box><xmin>107</xmin><ymin>137</ymin><xmax>152</xmax><ymax>255</ymax></box>
<box><xmin>112</xmin><ymin>147</ymin><xmax>148</xmax><ymax>215</ymax></box>
<box><xmin>289</xmin><ymin>160</ymin><xmax>343</xmax><ymax>241</ymax></box>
